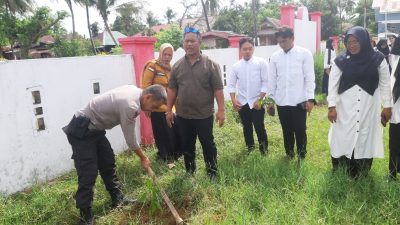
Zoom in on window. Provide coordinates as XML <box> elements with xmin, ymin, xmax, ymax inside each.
<box><xmin>34</xmin><ymin>107</ymin><xmax>43</xmax><ymax>115</ymax></box>
<box><xmin>32</xmin><ymin>91</ymin><xmax>41</xmax><ymax>104</ymax></box>
<box><xmin>93</xmin><ymin>82</ymin><xmax>100</xmax><ymax>94</ymax></box>
<box><xmin>37</xmin><ymin>117</ymin><xmax>45</xmax><ymax>131</ymax></box>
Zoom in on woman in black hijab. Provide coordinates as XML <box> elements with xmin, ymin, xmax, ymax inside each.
<box><xmin>388</xmin><ymin>36</ymin><xmax>400</xmax><ymax>180</ymax></box>
<box><xmin>327</xmin><ymin>26</ymin><xmax>392</xmax><ymax>179</ymax></box>
<box><xmin>322</xmin><ymin>39</ymin><xmax>336</xmax><ymax>94</ymax></box>
<box><xmin>376</xmin><ymin>38</ymin><xmax>391</xmax><ymax>72</ymax></box>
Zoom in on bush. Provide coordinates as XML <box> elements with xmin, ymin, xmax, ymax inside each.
<box><xmin>52</xmin><ymin>38</ymin><xmax>94</xmax><ymax>57</ymax></box>
<box><xmin>314</xmin><ymin>52</ymin><xmax>324</xmax><ymax>94</ymax></box>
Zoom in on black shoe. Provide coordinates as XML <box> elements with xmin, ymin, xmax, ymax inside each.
<box><xmin>388</xmin><ymin>171</ymin><xmax>397</xmax><ymax>182</ymax></box>
<box><xmin>259</xmin><ymin>142</ymin><xmax>268</xmax><ymax>156</ymax></box>
<box><xmin>79</xmin><ymin>208</ymin><xmax>93</xmax><ymax>225</ymax></box>
<box><xmin>110</xmin><ymin>191</ymin><xmax>137</xmax><ymax>208</ymax></box>
<box><xmin>247</xmin><ymin>145</ymin><xmax>255</xmax><ymax>154</ymax></box>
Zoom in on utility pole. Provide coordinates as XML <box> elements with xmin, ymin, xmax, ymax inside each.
<box><xmin>252</xmin><ymin>0</ymin><xmax>258</xmax><ymax>46</ymax></box>
<box><xmin>363</xmin><ymin>0</ymin><xmax>367</xmax><ymax>28</ymax></box>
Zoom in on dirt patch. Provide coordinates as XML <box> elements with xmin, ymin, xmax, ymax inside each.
<box><xmin>117</xmin><ymin>195</ymin><xmax>193</xmax><ymax>225</ymax></box>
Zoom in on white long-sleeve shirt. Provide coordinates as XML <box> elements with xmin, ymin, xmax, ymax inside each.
<box><xmin>268</xmin><ymin>46</ymin><xmax>315</xmax><ymax>106</ymax></box>
<box><xmin>227</xmin><ymin>56</ymin><xmax>268</xmax><ymax>108</ymax></box>
<box><xmin>327</xmin><ymin>60</ymin><xmax>392</xmax><ymax>159</ymax></box>
<box><xmin>323</xmin><ymin>48</ymin><xmax>336</xmax><ymax>69</ymax></box>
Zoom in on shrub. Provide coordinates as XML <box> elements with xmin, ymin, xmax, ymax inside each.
<box><xmin>314</xmin><ymin>52</ymin><xmax>324</xmax><ymax>94</ymax></box>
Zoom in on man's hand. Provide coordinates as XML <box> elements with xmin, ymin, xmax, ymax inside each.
<box><xmin>232</xmin><ymin>99</ymin><xmax>242</xmax><ymax>111</ymax></box>
<box><xmin>140</xmin><ymin>156</ymin><xmax>151</xmax><ymax>171</ymax></box>
<box><xmin>215</xmin><ymin>110</ymin><xmax>225</xmax><ymax>127</ymax></box>
<box><xmin>306</xmin><ymin>101</ymin><xmax>314</xmax><ymax>115</ymax></box>
<box><xmin>253</xmin><ymin>100</ymin><xmax>261</xmax><ymax>110</ymax></box>
<box><xmin>267</xmin><ymin>103</ymin><xmax>275</xmax><ymax>116</ymax></box>
<box><xmin>328</xmin><ymin>107</ymin><xmax>337</xmax><ymax>123</ymax></box>
<box><xmin>165</xmin><ymin>111</ymin><xmax>174</xmax><ymax>128</ymax></box>
<box><xmin>381</xmin><ymin>107</ymin><xmax>392</xmax><ymax>127</ymax></box>
<box><xmin>325</xmin><ymin>68</ymin><xmax>331</xmax><ymax>75</ymax></box>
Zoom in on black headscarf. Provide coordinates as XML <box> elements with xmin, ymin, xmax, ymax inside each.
<box><xmin>334</xmin><ymin>26</ymin><xmax>385</xmax><ymax>95</ymax></box>
<box><xmin>326</xmin><ymin>39</ymin><xmax>334</xmax><ymax>65</ymax></box>
<box><xmin>377</xmin><ymin>39</ymin><xmax>390</xmax><ymax>56</ymax></box>
<box><xmin>390</xmin><ymin>36</ymin><xmax>400</xmax><ymax>103</ymax></box>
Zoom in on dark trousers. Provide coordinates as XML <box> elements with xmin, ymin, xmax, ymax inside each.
<box><xmin>332</xmin><ymin>153</ymin><xmax>373</xmax><ymax>179</ymax></box>
<box><xmin>176</xmin><ymin>115</ymin><xmax>217</xmax><ymax>177</ymax></box>
<box><xmin>277</xmin><ymin>105</ymin><xmax>307</xmax><ymax>158</ymax></box>
<box><xmin>238</xmin><ymin>104</ymin><xmax>268</xmax><ymax>151</ymax></box>
<box><xmin>389</xmin><ymin>123</ymin><xmax>400</xmax><ymax>177</ymax></box>
<box><xmin>150</xmin><ymin>112</ymin><xmax>181</xmax><ymax>160</ymax></box>
<box><xmin>322</xmin><ymin>71</ymin><xmax>329</xmax><ymax>94</ymax></box>
<box><xmin>65</xmin><ymin>117</ymin><xmax>120</xmax><ymax>209</ymax></box>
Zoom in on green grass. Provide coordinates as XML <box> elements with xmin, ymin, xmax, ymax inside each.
<box><xmin>1</xmin><ymin>104</ymin><xmax>399</xmax><ymax>225</ymax></box>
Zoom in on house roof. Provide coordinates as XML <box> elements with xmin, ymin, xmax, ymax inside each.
<box><xmin>258</xmin><ymin>17</ymin><xmax>281</xmax><ymax>36</ymax></box>
<box><xmin>39</xmin><ymin>35</ymin><xmax>55</xmax><ymax>44</ymax></box>
<box><xmin>94</xmin><ymin>31</ymin><xmax>127</xmax><ymax>46</ymax></box>
<box><xmin>201</xmin><ymin>30</ymin><xmax>247</xmax><ymax>39</ymax></box>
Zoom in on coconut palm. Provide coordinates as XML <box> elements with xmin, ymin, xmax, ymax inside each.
<box><xmin>75</xmin><ymin>0</ymin><xmax>96</xmax><ymax>54</ymax></box>
<box><xmin>89</xmin><ymin>0</ymin><xmax>118</xmax><ymax>46</ymax></box>
<box><xmin>0</xmin><ymin>0</ymin><xmax>33</xmax><ymax>15</ymax></box>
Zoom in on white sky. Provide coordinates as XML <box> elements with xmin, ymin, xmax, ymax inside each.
<box><xmin>37</xmin><ymin>0</ymin><xmax>251</xmax><ymax>37</ymax></box>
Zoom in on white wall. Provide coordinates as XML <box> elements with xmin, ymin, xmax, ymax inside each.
<box><xmin>294</xmin><ymin>19</ymin><xmax>317</xmax><ymax>53</ymax></box>
<box><xmin>0</xmin><ymin>55</ymin><xmax>136</xmax><ymax>195</ymax></box>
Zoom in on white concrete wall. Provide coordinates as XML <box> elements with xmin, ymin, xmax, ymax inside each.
<box><xmin>0</xmin><ymin>55</ymin><xmax>136</xmax><ymax>195</ymax></box>
<box><xmin>294</xmin><ymin>19</ymin><xmax>317</xmax><ymax>54</ymax></box>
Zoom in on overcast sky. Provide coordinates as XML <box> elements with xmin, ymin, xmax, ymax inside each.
<box><xmin>38</xmin><ymin>0</ymin><xmax>251</xmax><ymax>37</ymax></box>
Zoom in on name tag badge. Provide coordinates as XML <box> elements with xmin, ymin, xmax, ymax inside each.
<box><xmin>156</xmin><ymin>72</ymin><xmax>165</xmax><ymax>76</ymax></box>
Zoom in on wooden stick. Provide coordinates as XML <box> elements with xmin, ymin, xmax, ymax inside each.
<box><xmin>147</xmin><ymin>167</ymin><xmax>184</xmax><ymax>225</ymax></box>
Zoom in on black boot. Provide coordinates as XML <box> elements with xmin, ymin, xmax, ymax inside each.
<box><xmin>259</xmin><ymin>141</ymin><xmax>268</xmax><ymax>156</ymax></box>
<box><xmin>110</xmin><ymin>190</ymin><xmax>137</xmax><ymax>208</ymax></box>
<box><xmin>79</xmin><ymin>208</ymin><xmax>93</xmax><ymax>225</ymax></box>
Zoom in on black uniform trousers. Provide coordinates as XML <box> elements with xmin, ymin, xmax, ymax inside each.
<box><xmin>331</xmin><ymin>153</ymin><xmax>373</xmax><ymax>179</ymax></box>
<box><xmin>176</xmin><ymin>115</ymin><xmax>217</xmax><ymax>177</ymax></box>
<box><xmin>150</xmin><ymin>112</ymin><xmax>182</xmax><ymax>160</ymax></box>
<box><xmin>238</xmin><ymin>104</ymin><xmax>268</xmax><ymax>151</ymax></box>
<box><xmin>65</xmin><ymin>116</ymin><xmax>120</xmax><ymax>209</ymax></box>
<box><xmin>389</xmin><ymin>123</ymin><xmax>400</xmax><ymax>177</ymax></box>
<box><xmin>277</xmin><ymin>105</ymin><xmax>307</xmax><ymax>158</ymax></box>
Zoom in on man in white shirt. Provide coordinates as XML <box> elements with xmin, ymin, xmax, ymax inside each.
<box><xmin>228</xmin><ymin>37</ymin><xmax>268</xmax><ymax>155</ymax></box>
<box><xmin>268</xmin><ymin>26</ymin><xmax>316</xmax><ymax>160</ymax></box>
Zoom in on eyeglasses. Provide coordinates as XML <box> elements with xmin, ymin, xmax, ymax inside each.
<box><xmin>184</xmin><ymin>27</ymin><xmax>199</xmax><ymax>34</ymax></box>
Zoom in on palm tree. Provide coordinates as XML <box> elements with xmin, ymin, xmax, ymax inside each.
<box><xmin>165</xmin><ymin>8</ymin><xmax>176</xmax><ymax>24</ymax></box>
<box><xmin>63</xmin><ymin>0</ymin><xmax>77</xmax><ymax>38</ymax></box>
<box><xmin>200</xmin><ymin>0</ymin><xmax>211</xmax><ymax>32</ymax></box>
<box><xmin>1</xmin><ymin>0</ymin><xmax>33</xmax><ymax>15</ymax></box>
<box><xmin>90</xmin><ymin>0</ymin><xmax>118</xmax><ymax>46</ymax></box>
<box><xmin>75</xmin><ymin>0</ymin><xmax>96</xmax><ymax>54</ymax></box>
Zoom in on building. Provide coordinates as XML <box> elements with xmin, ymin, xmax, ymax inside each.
<box><xmin>94</xmin><ymin>31</ymin><xmax>127</xmax><ymax>52</ymax></box>
<box><xmin>373</xmin><ymin>0</ymin><xmax>400</xmax><ymax>34</ymax></box>
<box><xmin>201</xmin><ymin>31</ymin><xmax>247</xmax><ymax>49</ymax></box>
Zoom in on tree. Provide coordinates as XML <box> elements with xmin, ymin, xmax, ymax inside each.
<box><xmin>353</xmin><ymin>0</ymin><xmax>377</xmax><ymax>34</ymax></box>
<box><xmin>300</xmin><ymin>0</ymin><xmax>340</xmax><ymax>40</ymax></box>
<box><xmin>205</xmin><ymin>0</ymin><xmax>219</xmax><ymax>16</ymax></box>
<box><xmin>90</xmin><ymin>22</ymin><xmax>100</xmax><ymax>37</ymax></box>
<box><xmin>90</xmin><ymin>0</ymin><xmax>118</xmax><ymax>46</ymax></box>
<box><xmin>200</xmin><ymin>0</ymin><xmax>211</xmax><ymax>31</ymax></box>
<box><xmin>178</xmin><ymin>0</ymin><xmax>198</xmax><ymax>28</ymax></box>
<box><xmin>63</xmin><ymin>0</ymin><xmax>77</xmax><ymax>38</ymax></box>
<box><xmin>154</xmin><ymin>25</ymin><xmax>183</xmax><ymax>51</ymax></box>
<box><xmin>5</xmin><ymin>7</ymin><xmax>68</xmax><ymax>58</ymax></box>
<box><xmin>112</xmin><ymin>1</ymin><xmax>145</xmax><ymax>35</ymax></box>
<box><xmin>165</xmin><ymin>8</ymin><xmax>176</xmax><ymax>24</ymax></box>
<box><xmin>0</xmin><ymin>0</ymin><xmax>32</xmax><ymax>15</ymax></box>
<box><xmin>145</xmin><ymin>11</ymin><xmax>159</xmax><ymax>36</ymax></box>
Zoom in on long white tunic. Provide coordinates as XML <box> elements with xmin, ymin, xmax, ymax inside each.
<box><xmin>390</xmin><ymin>55</ymin><xmax>400</xmax><ymax>124</ymax></box>
<box><xmin>327</xmin><ymin>60</ymin><xmax>392</xmax><ymax>159</ymax></box>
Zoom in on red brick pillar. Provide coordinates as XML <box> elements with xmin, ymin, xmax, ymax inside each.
<box><xmin>119</xmin><ymin>36</ymin><xmax>157</xmax><ymax>146</ymax></box>
<box><xmin>280</xmin><ymin>5</ymin><xmax>295</xmax><ymax>29</ymax></box>
<box><xmin>310</xmin><ymin>12</ymin><xmax>322</xmax><ymax>52</ymax></box>
<box><xmin>228</xmin><ymin>36</ymin><xmax>243</xmax><ymax>58</ymax></box>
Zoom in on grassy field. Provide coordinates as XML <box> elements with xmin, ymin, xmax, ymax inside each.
<box><xmin>1</xmin><ymin>103</ymin><xmax>399</xmax><ymax>225</ymax></box>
